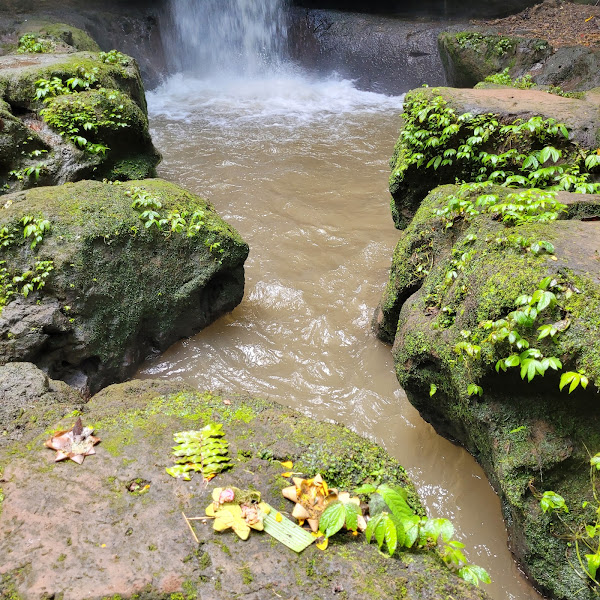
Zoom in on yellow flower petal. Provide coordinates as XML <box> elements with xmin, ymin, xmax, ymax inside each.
<box><xmin>281</xmin><ymin>472</ymin><xmax>293</xmax><ymax>478</ymax></box>
<box><xmin>316</xmin><ymin>536</ymin><xmax>328</xmax><ymax>551</ymax></box>
<box><xmin>280</xmin><ymin>460</ymin><xmax>293</xmax><ymax>468</ymax></box>
<box><xmin>275</xmin><ymin>512</ymin><xmax>283</xmax><ymax>522</ymax></box>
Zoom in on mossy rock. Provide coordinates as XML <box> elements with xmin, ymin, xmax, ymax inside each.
<box><xmin>20</xmin><ymin>22</ymin><xmax>102</xmax><ymax>53</ymax></box>
<box><xmin>376</xmin><ymin>182</ymin><xmax>600</xmax><ymax>599</ymax></box>
<box><xmin>388</xmin><ymin>86</ymin><xmax>600</xmax><ymax>229</ymax></box>
<box><xmin>438</xmin><ymin>31</ymin><xmax>552</xmax><ymax>88</ymax></box>
<box><xmin>0</xmin><ymin>375</ymin><xmax>489</xmax><ymax>600</ymax></box>
<box><xmin>0</xmin><ymin>51</ymin><xmax>159</xmax><ymax>192</ymax></box>
<box><xmin>0</xmin><ymin>179</ymin><xmax>249</xmax><ymax>394</ymax></box>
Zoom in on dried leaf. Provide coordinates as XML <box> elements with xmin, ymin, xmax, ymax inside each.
<box><xmin>44</xmin><ymin>419</ymin><xmax>100</xmax><ymax>464</ymax></box>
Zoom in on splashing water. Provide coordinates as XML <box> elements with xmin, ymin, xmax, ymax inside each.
<box><xmin>164</xmin><ymin>0</ymin><xmax>288</xmax><ymax>75</ymax></box>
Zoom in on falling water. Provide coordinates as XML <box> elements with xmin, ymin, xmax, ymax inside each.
<box><xmin>164</xmin><ymin>0</ymin><xmax>288</xmax><ymax>75</ymax></box>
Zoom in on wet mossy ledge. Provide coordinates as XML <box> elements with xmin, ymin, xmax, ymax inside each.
<box><xmin>0</xmin><ymin>24</ymin><xmax>160</xmax><ymax>193</ymax></box>
<box><xmin>376</xmin><ymin>85</ymin><xmax>600</xmax><ymax>600</ymax></box>
<box><xmin>0</xmin><ymin>374</ymin><xmax>490</xmax><ymax>600</ymax></box>
<box><xmin>0</xmin><ymin>179</ymin><xmax>249</xmax><ymax>394</ymax></box>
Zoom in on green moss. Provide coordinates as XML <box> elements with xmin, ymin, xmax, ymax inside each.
<box><xmin>240</xmin><ymin>564</ymin><xmax>253</xmax><ymax>585</ymax></box>
<box><xmin>106</xmin><ymin>155</ymin><xmax>158</xmax><ymax>181</ymax></box>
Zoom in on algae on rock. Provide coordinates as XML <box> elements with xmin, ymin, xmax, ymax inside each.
<box><xmin>376</xmin><ymin>181</ymin><xmax>600</xmax><ymax>600</ymax></box>
<box><xmin>0</xmin><ymin>374</ymin><xmax>490</xmax><ymax>600</ymax></box>
<box><xmin>0</xmin><ymin>179</ymin><xmax>249</xmax><ymax>394</ymax></box>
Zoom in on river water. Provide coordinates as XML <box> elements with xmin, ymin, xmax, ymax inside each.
<box><xmin>137</xmin><ymin>67</ymin><xmax>542</xmax><ymax>600</ymax></box>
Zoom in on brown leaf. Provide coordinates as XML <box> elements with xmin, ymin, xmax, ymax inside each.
<box><xmin>44</xmin><ymin>420</ymin><xmax>100</xmax><ymax>464</ymax></box>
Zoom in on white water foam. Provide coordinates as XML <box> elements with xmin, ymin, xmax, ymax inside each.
<box><xmin>148</xmin><ymin>71</ymin><xmax>405</xmax><ymax>125</ymax></box>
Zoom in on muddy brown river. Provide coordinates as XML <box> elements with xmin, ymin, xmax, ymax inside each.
<box><xmin>137</xmin><ymin>70</ymin><xmax>542</xmax><ymax>600</ymax></box>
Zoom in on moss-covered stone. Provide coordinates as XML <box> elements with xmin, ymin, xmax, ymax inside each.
<box><xmin>376</xmin><ymin>182</ymin><xmax>600</xmax><ymax>599</ymax></box>
<box><xmin>0</xmin><ymin>375</ymin><xmax>489</xmax><ymax>600</ymax></box>
<box><xmin>388</xmin><ymin>86</ymin><xmax>600</xmax><ymax>229</ymax></box>
<box><xmin>0</xmin><ymin>179</ymin><xmax>249</xmax><ymax>394</ymax></box>
<box><xmin>438</xmin><ymin>31</ymin><xmax>552</xmax><ymax>88</ymax></box>
<box><xmin>0</xmin><ymin>50</ymin><xmax>158</xmax><ymax>192</ymax></box>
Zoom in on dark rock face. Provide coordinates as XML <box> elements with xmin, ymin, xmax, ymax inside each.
<box><xmin>0</xmin><ymin>361</ymin><xmax>82</xmax><ymax>443</ymax></box>
<box><xmin>0</xmin><ymin>1</ymin><xmax>167</xmax><ymax>87</ymax></box>
<box><xmin>440</xmin><ymin>30</ymin><xmax>600</xmax><ymax>93</ymax></box>
<box><xmin>438</xmin><ymin>31</ymin><xmax>553</xmax><ymax>88</ymax></box>
<box><xmin>0</xmin><ymin>375</ymin><xmax>490</xmax><ymax>600</ymax></box>
<box><xmin>291</xmin><ymin>0</ymin><xmax>539</xmax><ymax>18</ymax></box>
<box><xmin>0</xmin><ymin>179</ymin><xmax>249</xmax><ymax>395</ymax></box>
<box><xmin>287</xmin><ymin>8</ymin><xmax>449</xmax><ymax>95</ymax></box>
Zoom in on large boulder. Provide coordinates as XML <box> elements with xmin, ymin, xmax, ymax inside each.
<box><xmin>0</xmin><ymin>50</ymin><xmax>160</xmax><ymax>193</ymax></box>
<box><xmin>0</xmin><ymin>375</ymin><xmax>490</xmax><ymax>600</ymax></box>
<box><xmin>388</xmin><ymin>86</ymin><xmax>600</xmax><ymax>228</ymax></box>
<box><xmin>375</xmin><ymin>182</ymin><xmax>600</xmax><ymax>599</ymax></box>
<box><xmin>438</xmin><ymin>31</ymin><xmax>552</xmax><ymax>88</ymax></box>
<box><xmin>0</xmin><ymin>179</ymin><xmax>249</xmax><ymax>394</ymax></box>
<box><xmin>287</xmin><ymin>9</ymin><xmax>450</xmax><ymax>95</ymax></box>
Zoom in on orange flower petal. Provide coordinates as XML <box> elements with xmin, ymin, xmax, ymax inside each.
<box><xmin>281</xmin><ymin>472</ymin><xmax>292</xmax><ymax>478</ymax></box>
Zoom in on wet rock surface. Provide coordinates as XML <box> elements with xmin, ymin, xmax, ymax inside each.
<box><xmin>0</xmin><ymin>179</ymin><xmax>249</xmax><ymax>395</ymax></box>
<box><xmin>287</xmin><ymin>9</ymin><xmax>454</xmax><ymax>95</ymax></box>
<box><xmin>376</xmin><ymin>181</ymin><xmax>600</xmax><ymax>599</ymax></box>
<box><xmin>0</xmin><ymin>376</ymin><xmax>489</xmax><ymax>600</ymax></box>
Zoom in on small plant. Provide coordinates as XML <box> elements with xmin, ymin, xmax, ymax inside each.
<box><xmin>99</xmin><ymin>50</ymin><xmax>130</xmax><ymax>66</ymax></box>
<box><xmin>17</xmin><ymin>33</ymin><xmax>53</xmax><ymax>54</ymax></box>
<box><xmin>318</xmin><ymin>482</ymin><xmax>491</xmax><ymax>586</ymax></box>
<box><xmin>484</xmin><ymin>68</ymin><xmax>534</xmax><ymax>89</ymax></box>
<box><xmin>166</xmin><ymin>423</ymin><xmax>233</xmax><ymax>481</ymax></box>
<box><xmin>539</xmin><ymin>453</ymin><xmax>600</xmax><ymax>589</ymax></box>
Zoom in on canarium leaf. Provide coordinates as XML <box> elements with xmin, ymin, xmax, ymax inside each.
<box><xmin>166</xmin><ymin>423</ymin><xmax>233</xmax><ymax>481</ymax></box>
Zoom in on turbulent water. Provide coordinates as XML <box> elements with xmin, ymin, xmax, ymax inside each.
<box><xmin>140</xmin><ymin>1</ymin><xmax>544</xmax><ymax>598</ymax></box>
<box><xmin>139</xmin><ymin>70</ymin><xmax>542</xmax><ymax>600</ymax></box>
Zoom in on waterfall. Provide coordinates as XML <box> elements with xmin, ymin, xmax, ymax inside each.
<box><xmin>164</xmin><ymin>0</ymin><xmax>288</xmax><ymax>76</ymax></box>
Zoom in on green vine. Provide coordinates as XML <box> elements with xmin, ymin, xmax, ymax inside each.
<box><xmin>393</xmin><ymin>92</ymin><xmax>600</xmax><ymax>195</ymax></box>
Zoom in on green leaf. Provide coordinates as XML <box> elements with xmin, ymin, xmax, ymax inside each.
<box><xmin>458</xmin><ymin>565</ymin><xmax>491</xmax><ymax>586</ymax></box>
<box><xmin>383</xmin><ymin>514</ymin><xmax>398</xmax><ymax>555</ymax></box>
<box><xmin>344</xmin><ymin>502</ymin><xmax>360</xmax><ymax>532</ymax></box>
<box><xmin>376</xmin><ymin>484</ymin><xmax>414</xmax><ymax>520</ymax></box>
<box><xmin>590</xmin><ymin>454</ymin><xmax>600</xmax><ymax>470</ymax></box>
<box><xmin>366</xmin><ymin>512</ymin><xmax>383</xmax><ymax>544</ymax></box>
<box><xmin>319</xmin><ymin>501</ymin><xmax>346</xmax><ymax>538</ymax></box>
<box><xmin>586</xmin><ymin>553</ymin><xmax>600</xmax><ymax>581</ymax></box>
<box><xmin>402</xmin><ymin>515</ymin><xmax>421</xmax><ymax>548</ymax></box>
<box><xmin>354</xmin><ymin>483</ymin><xmax>377</xmax><ymax>495</ymax></box>
<box><xmin>540</xmin><ymin>491</ymin><xmax>568</xmax><ymax>514</ymax></box>
<box><xmin>429</xmin><ymin>383</ymin><xmax>437</xmax><ymax>397</ymax></box>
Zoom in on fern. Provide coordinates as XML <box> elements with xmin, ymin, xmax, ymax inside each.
<box><xmin>166</xmin><ymin>423</ymin><xmax>233</xmax><ymax>481</ymax></box>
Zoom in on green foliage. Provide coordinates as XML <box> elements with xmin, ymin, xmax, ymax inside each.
<box><xmin>99</xmin><ymin>50</ymin><xmax>130</xmax><ymax>66</ymax></box>
<box><xmin>455</xmin><ymin>32</ymin><xmax>513</xmax><ymax>57</ymax></box>
<box><xmin>454</xmin><ymin>275</ymin><xmax>593</xmax><ymax>395</ymax></box>
<box><xmin>484</xmin><ymin>68</ymin><xmax>534</xmax><ymax>89</ymax></box>
<box><xmin>35</xmin><ymin>66</ymin><xmax>130</xmax><ymax>154</ymax></box>
<box><xmin>318</xmin><ymin>500</ymin><xmax>361</xmax><ymax>537</ymax></box>
<box><xmin>351</xmin><ymin>484</ymin><xmax>491</xmax><ymax>586</ymax></box>
<box><xmin>166</xmin><ymin>423</ymin><xmax>233</xmax><ymax>481</ymax></box>
<box><xmin>17</xmin><ymin>32</ymin><xmax>54</xmax><ymax>54</ymax></box>
<box><xmin>0</xmin><ymin>215</ymin><xmax>53</xmax><ymax>311</ymax></box>
<box><xmin>559</xmin><ymin>371</ymin><xmax>589</xmax><ymax>393</ymax></box>
<box><xmin>540</xmin><ymin>454</ymin><xmax>600</xmax><ymax>589</ymax></box>
<box><xmin>394</xmin><ymin>92</ymin><xmax>600</xmax><ymax>195</ymax></box>
<box><xmin>127</xmin><ymin>186</ymin><xmax>209</xmax><ymax>240</ymax></box>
